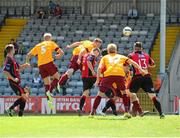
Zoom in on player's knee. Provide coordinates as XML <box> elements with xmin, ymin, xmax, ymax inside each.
<box><xmin>83</xmin><ymin>91</ymin><xmax>89</xmax><ymax>97</ymax></box>
<box><xmin>98</xmin><ymin>91</ymin><xmax>105</xmax><ymax>97</ymax></box>
<box><xmin>148</xmin><ymin>93</ymin><xmax>156</xmax><ymax>100</ymax></box>
<box><xmin>53</xmin><ymin>72</ymin><xmax>60</xmax><ymax>79</ymax></box>
<box><xmin>21</xmin><ymin>95</ymin><xmax>27</xmax><ymax>101</ymax></box>
<box><xmin>67</xmin><ymin>69</ymin><xmax>74</xmax><ymax>76</ymax></box>
<box><xmin>113</xmin><ymin>96</ymin><xmax>118</xmax><ymax>101</ymax></box>
<box><xmin>121</xmin><ymin>90</ymin><xmax>126</xmax><ymax>95</ymax></box>
<box><xmin>130</xmin><ymin>93</ymin><xmax>138</xmax><ymax>102</ymax></box>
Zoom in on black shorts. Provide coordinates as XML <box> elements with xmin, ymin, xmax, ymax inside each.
<box><xmin>82</xmin><ymin>77</ymin><xmax>96</xmax><ymax>91</ymax></box>
<box><xmin>129</xmin><ymin>74</ymin><xmax>154</xmax><ymax>93</ymax></box>
<box><xmin>9</xmin><ymin>80</ymin><xmax>24</xmax><ymax>96</ymax></box>
<box><xmin>104</xmin><ymin>88</ymin><xmax>122</xmax><ymax>98</ymax></box>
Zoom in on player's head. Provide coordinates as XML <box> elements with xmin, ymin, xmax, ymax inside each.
<box><xmin>4</xmin><ymin>44</ymin><xmax>15</xmax><ymax>58</ymax></box>
<box><xmin>44</xmin><ymin>33</ymin><xmax>52</xmax><ymax>41</ymax></box>
<box><xmin>11</xmin><ymin>38</ymin><xmax>15</xmax><ymax>43</ymax></box>
<box><xmin>101</xmin><ymin>48</ymin><xmax>108</xmax><ymax>56</ymax></box>
<box><xmin>107</xmin><ymin>43</ymin><xmax>117</xmax><ymax>54</ymax></box>
<box><xmin>134</xmin><ymin>42</ymin><xmax>142</xmax><ymax>52</ymax></box>
<box><xmin>91</xmin><ymin>48</ymin><xmax>100</xmax><ymax>57</ymax></box>
<box><xmin>93</xmin><ymin>38</ymin><xmax>102</xmax><ymax>48</ymax></box>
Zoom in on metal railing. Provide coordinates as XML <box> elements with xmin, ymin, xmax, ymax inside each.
<box><xmin>159</xmin><ymin>32</ymin><xmax>180</xmax><ymax>113</ymax></box>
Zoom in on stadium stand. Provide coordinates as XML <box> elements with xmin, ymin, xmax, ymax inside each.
<box><xmin>0</xmin><ymin>6</ymin><xmax>180</xmax><ymax>111</ymax></box>
<box><xmin>16</xmin><ymin>14</ymin><xmax>159</xmax><ymax>96</ymax></box>
<box><xmin>0</xmin><ymin>18</ymin><xmax>27</xmax><ymax>66</ymax></box>
<box><xmin>151</xmin><ymin>26</ymin><xmax>180</xmax><ymax>81</ymax></box>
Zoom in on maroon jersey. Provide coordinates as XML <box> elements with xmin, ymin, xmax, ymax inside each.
<box><xmin>128</xmin><ymin>51</ymin><xmax>155</xmax><ymax>75</ymax></box>
<box><xmin>3</xmin><ymin>56</ymin><xmax>21</xmax><ymax>83</ymax></box>
<box><xmin>82</xmin><ymin>53</ymin><xmax>97</xmax><ymax>78</ymax></box>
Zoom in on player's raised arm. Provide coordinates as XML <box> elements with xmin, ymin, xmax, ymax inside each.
<box><xmin>148</xmin><ymin>57</ymin><xmax>156</xmax><ymax>68</ymax></box>
<box><xmin>87</xmin><ymin>60</ymin><xmax>96</xmax><ymax>76</ymax></box>
<box><xmin>95</xmin><ymin>57</ymin><xmax>104</xmax><ymax>85</ymax></box>
<box><xmin>55</xmin><ymin>47</ymin><xmax>64</xmax><ymax>60</ymax></box>
<box><xmin>126</xmin><ymin>59</ymin><xmax>147</xmax><ymax>75</ymax></box>
<box><xmin>26</xmin><ymin>44</ymin><xmax>38</xmax><ymax>64</ymax></box>
<box><xmin>77</xmin><ymin>48</ymin><xmax>86</xmax><ymax>64</ymax></box>
<box><xmin>66</xmin><ymin>42</ymin><xmax>82</xmax><ymax>49</ymax></box>
<box><xmin>26</xmin><ymin>51</ymin><xmax>34</xmax><ymax>64</ymax></box>
<box><xmin>19</xmin><ymin>63</ymin><xmax>31</xmax><ymax>72</ymax></box>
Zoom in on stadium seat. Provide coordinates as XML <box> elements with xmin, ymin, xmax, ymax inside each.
<box><xmin>0</xmin><ymin>7</ymin><xmax>8</xmax><ymax>15</ymax></box>
<box><xmin>8</xmin><ymin>7</ymin><xmax>15</xmax><ymax>16</ymax></box>
<box><xmin>16</xmin><ymin>7</ymin><xmax>23</xmax><ymax>16</ymax></box>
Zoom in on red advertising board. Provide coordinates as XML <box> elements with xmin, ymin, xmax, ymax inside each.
<box><xmin>0</xmin><ymin>96</ymin><xmax>125</xmax><ymax>115</ymax></box>
<box><xmin>174</xmin><ymin>96</ymin><xmax>180</xmax><ymax>114</ymax></box>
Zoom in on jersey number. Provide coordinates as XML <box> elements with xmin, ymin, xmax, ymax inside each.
<box><xmin>41</xmin><ymin>46</ymin><xmax>46</xmax><ymax>55</ymax></box>
<box><xmin>138</xmin><ymin>59</ymin><xmax>147</xmax><ymax>69</ymax></box>
<box><xmin>109</xmin><ymin>57</ymin><xmax>120</xmax><ymax>65</ymax></box>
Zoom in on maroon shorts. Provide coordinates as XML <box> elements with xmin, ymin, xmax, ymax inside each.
<box><xmin>69</xmin><ymin>55</ymin><xmax>82</xmax><ymax>72</ymax></box>
<box><xmin>99</xmin><ymin>76</ymin><xmax>126</xmax><ymax>96</ymax></box>
<box><xmin>39</xmin><ymin>62</ymin><xmax>58</xmax><ymax>79</ymax></box>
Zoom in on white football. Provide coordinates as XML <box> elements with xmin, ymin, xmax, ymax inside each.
<box><xmin>123</xmin><ymin>26</ymin><xmax>132</xmax><ymax>36</ymax></box>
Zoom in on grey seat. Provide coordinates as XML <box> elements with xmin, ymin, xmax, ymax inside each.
<box><xmin>73</xmin><ymin>88</ymin><xmax>82</xmax><ymax>96</ymax></box>
<box><xmin>24</xmin><ymin>7</ymin><xmax>30</xmax><ymax>16</ymax></box>
<box><xmin>76</xmin><ymin>81</ymin><xmax>83</xmax><ymax>87</ymax></box>
<box><xmin>31</xmin><ymin>88</ymin><xmax>39</xmax><ymax>94</ymax></box>
<box><xmin>66</xmin><ymin>88</ymin><xmax>73</xmax><ymax>95</ymax></box>
<box><xmin>68</xmin><ymin>81</ymin><xmax>77</xmax><ymax>87</ymax></box>
<box><xmin>16</xmin><ymin>7</ymin><xmax>23</xmax><ymax>16</ymax></box>
<box><xmin>170</xmin><ymin>15</ymin><xmax>178</xmax><ymax>23</ymax></box>
<box><xmin>0</xmin><ymin>80</ymin><xmax>8</xmax><ymax>87</ymax></box>
<box><xmin>1</xmin><ymin>7</ymin><xmax>8</xmax><ymax>15</ymax></box>
<box><xmin>38</xmin><ymin>88</ymin><xmax>45</xmax><ymax>93</ymax></box>
<box><xmin>4</xmin><ymin>87</ymin><xmax>12</xmax><ymax>94</ymax></box>
<box><xmin>71</xmin><ymin>74</ymin><xmax>80</xmax><ymax>80</ymax></box>
<box><xmin>8</xmin><ymin>7</ymin><xmax>15</xmax><ymax>16</ymax></box>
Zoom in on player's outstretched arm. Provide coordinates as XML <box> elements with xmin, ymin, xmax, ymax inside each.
<box><xmin>77</xmin><ymin>48</ymin><xmax>86</xmax><ymax>64</ymax></box>
<box><xmin>148</xmin><ymin>64</ymin><xmax>156</xmax><ymax>68</ymax></box>
<box><xmin>66</xmin><ymin>42</ymin><xmax>82</xmax><ymax>49</ymax></box>
<box><xmin>55</xmin><ymin>48</ymin><xmax>64</xmax><ymax>60</ymax></box>
<box><xmin>19</xmin><ymin>63</ymin><xmax>31</xmax><ymax>72</ymax></box>
<box><xmin>87</xmin><ymin>61</ymin><xmax>96</xmax><ymax>76</ymax></box>
<box><xmin>148</xmin><ymin>57</ymin><xmax>156</xmax><ymax>68</ymax></box>
<box><xmin>127</xmin><ymin>59</ymin><xmax>147</xmax><ymax>75</ymax></box>
<box><xmin>95</xmin><ymin>66</ymin><xmax>101</xmax><ymax>86</ymax></box>
<box><xmin>25</xmin><ymin>52</ymin><xmax>33</xmax><ymax>64</ymax></box>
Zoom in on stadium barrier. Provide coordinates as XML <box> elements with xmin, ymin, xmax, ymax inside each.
<box><xmin>0</xmin><ymin>96</ymin><xmax>125</xmax><ymax>115</ymax></box>
<box><xmin>174</xmin><ymin>96</ymin><xmax>180</xmax><ymax>115</ymax></box>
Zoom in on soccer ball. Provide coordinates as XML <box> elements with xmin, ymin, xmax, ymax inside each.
<box><xmin>123</xmin><ymin>26</ymin><xmax>132</xmax><ymax>36</ymax></box>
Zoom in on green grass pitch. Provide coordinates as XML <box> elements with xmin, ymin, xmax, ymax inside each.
<box><xmin>0</xmin><ymin>115</ymin><xmax>180</xmax><ymax>137</ymax></box>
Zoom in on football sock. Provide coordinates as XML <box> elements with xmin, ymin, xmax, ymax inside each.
<box><xmin>92</xmin><ymin>95</ymin><xmax>102</xmax><ymax>113</ymax></box>
<box><xmin>122</xmin><ymin>94</ymin><xmax>130</xmax><ymax>112</ymax></box>
<box><xmin>152</xmin><ymin>97</ymin><xmax>163</xmax><ymax>115</ymax></box>
<box><xmin>45</xmin><ymin>84</ymin><xmax>51</xmax><ymax>92</ymax></box>
<box><xmin>132</xmin><ymin>100</ymin><xmax>143</xmax><ymax>114</ymax></box>
<box><xmin>79</xmin><ymin>95</ymin><xmax>86</xmax><ymax>111</ymax></box>
<box><xmin>50</xmin><ymin>79</ymin><xmax>59</xmax><ymax>92</ymax></box>
<box><xmin>59</xmin><ymin>74</ymin><xmax>68</xmax><ymax>86</ymax></box>
<box><xmin>102</xmin><ymin>99</ymin><xmax>111</xmax><ymax>113</ymax></box>
<box><xmin>109</xmin><ymin>99</ymin><xmax>117</xmax><ymax>115</ymax></box>
<box><xmin>18</xmin><ymin>99</ymin><xmax>26</xmax><ymax>116</ymax></box>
